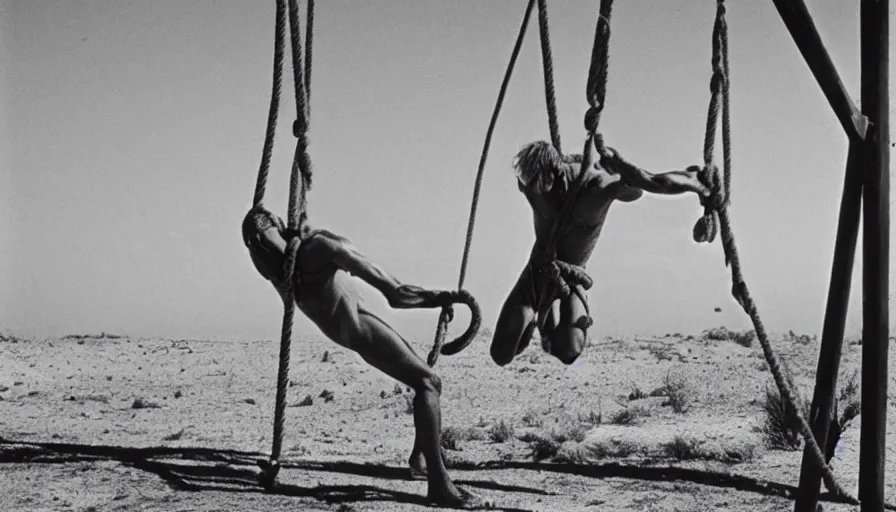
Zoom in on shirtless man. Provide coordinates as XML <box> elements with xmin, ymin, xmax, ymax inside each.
<box><xmin>242</xmin><ymin>208</ymin><xmax>483</xmax><ymax>509</ymax></box>
<box><xmin>490</xmin><ymin>138</ymin><xmax>710</xmax><ymax>366</ymax></box>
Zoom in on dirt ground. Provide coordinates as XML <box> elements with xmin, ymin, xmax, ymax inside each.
<box><xmin>1</xmin><ymin>328</ymin><xmax>894</xmax><ymax>512</ymax></box>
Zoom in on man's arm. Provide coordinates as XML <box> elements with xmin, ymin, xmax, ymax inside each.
<box><xmin>317</xmin><ymin>232</ymin><xmax>451</xmax><ymax>309</ymax></box>
<box><xmin>604</xmin><ymin>150</ymin><xmax>709</xmax><ymax>197</ymax></box>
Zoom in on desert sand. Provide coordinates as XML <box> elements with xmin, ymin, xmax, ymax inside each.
<box><xmin>1</xmin><ymin>329</ymin><xmax>893</xmax><ymax>512</ymax></box>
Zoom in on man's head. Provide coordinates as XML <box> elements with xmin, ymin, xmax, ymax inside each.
<box><xmin>242</xmin><ymin>207</ymin><xmax>287</xmax><ymax>284</ymax></box>
<box><xmin>513</xmin><ymin>141</ymin><xmax>582</xmax><ymax>191</ymax></box>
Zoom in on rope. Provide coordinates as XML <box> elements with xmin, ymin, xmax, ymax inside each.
<box><xmin>536</xmin><ymin>0</ymin><xmax>562</xmax><ymax>153</ymax></box>
<box><xmin>304</xmin><ymin>0</ymin><xmax>313</xmax><ymax>121</ymax></box>
<box><xmin>253</xmin><ymin>0</ymin><xmax>288</xmax><ymax>209</ymax></box>
<box><xmin>286</xmin><ymin>0</ymin><xmax>313</xmax><ymax>232</ymax></box>
<box><xmin>693</xmin><ymin>1</ymin><xmax>856</xmax><ymax>504</ymax></box>
<box><xmin>427</xmin><ymin>0</ymin><xmax>536</xmax><ymax>367</ymax></box>
<box><xmin>255</xmin><ymin>0</ymin><xmax>314</xmax><ymax>486</ymax></box>
<box><xmin>584</xmin><ymin>0</ymin><xmax>613</xmax><ymax>139</ymax></box>
<box><xmin>528</xmin><ymin>0</ymin><xmax>614</xmax><ymax>325</ymax></box>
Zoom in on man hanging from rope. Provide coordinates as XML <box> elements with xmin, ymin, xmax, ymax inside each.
<box><xmin>490</xmin><ymin>138</ymin><xmax>710</xmax><ymax>366</ymax></box>
<box><xmin>242</xmin><ymin>208</ymin><xmax>486</xmax><ymax>509</ymax></box>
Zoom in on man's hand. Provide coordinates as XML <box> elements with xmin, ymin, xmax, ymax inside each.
<box><xmin>663</xmin><ymin>167</ymin><xmax>711</xmax><ymax>197</ymax></box>
<box><xmin>391</xmin><ymin>285</ymin><xmax>459</xmax><ymax>310</ymax></box>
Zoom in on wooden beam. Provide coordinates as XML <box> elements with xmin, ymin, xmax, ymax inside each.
<box><xmin>770</xmin><ymin>0</ymin><xmax>868</xmax><ymax>141</ymax></box>
<box><xmin>859</xmin><ymin>0</ymin><xmax>889</xmax><ymax>510</ymax></box>
<box><xmin>793</xmin><ymin>143</ymin><xmax>862</xmax><ymax>512</ymax></box>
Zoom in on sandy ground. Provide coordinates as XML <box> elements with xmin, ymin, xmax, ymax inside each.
<box><xmin>1</xmin><ymin>328</ymin><xmax>894</xmax><ymax>512</ymax></box>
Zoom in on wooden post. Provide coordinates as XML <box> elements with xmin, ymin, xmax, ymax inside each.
<box><xmin>793</xmin><ymin>144</ymin><xmax>863</xmax><ymax>512</ymax></box>
<box><xmin>859</xmin><ymin>0</ymin><xmax>889</xmax><ymax>510</ymax></box>
<box><xmin>769</xmin><ymin>0</ymin><xmax>867</xmax><ymax>141</ymax></box>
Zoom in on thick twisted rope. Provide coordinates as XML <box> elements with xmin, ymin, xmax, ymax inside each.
<box><xmin>304</xmin><ymin>0</ymin><xmax>313</xmax><ymax>121</ymax></box>
<box><xmin>584</xmin><ymin>0</ymin><xmax>613</xmax><ymax>141</ymax></box>
<box><xmin>286</xmin><ymin>0</ymin><xmax>313</xmax><ymax>232</ymax></box>
<box><xmin>256</xmin><ymin>0</ymin><xmax>314</xmax><ymax>488</ymax></box>
<box><xmin>536</xmin><ymin>0</ymin><xmax>562</xmax><ymax>153</ymax></box>
<box><xmin>692</xmin><ymin>4</ymin><xmax>728</xmax><ymax>245</ymax></box>
<box><xmin>427</xmin><ymin>0</ymin><xmax>536</xmax><ymax>367</ymax></box>
<box><xmin>693</xmin><ymin>1</ymin><xmax>856</xmax><ymax>504</ymax></box>
<box><xmin>253</xmin><ymin>0</ymin><xmax>288</xmax><ymax>209</ymax></box>
<box><xmin>529</xmin><ymin>0</ymin><xmax>614</xmax><ymax>324</ymax></box>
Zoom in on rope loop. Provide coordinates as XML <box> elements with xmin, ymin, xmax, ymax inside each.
<box><xmin>427</xmin><ymin>289</ymin><xmax>483</xmax><ymax>366</ymax></box>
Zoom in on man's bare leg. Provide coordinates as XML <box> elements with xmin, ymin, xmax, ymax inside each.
<box><xmin>543</xmin><ymin>284</ymin><xmax>589</xmax><ymax>365</ymax></box>
<box><xmin>353</xmin><ymin>307</ymin><xmax>485</xmax><ymax>508</ymax></box>
<box><xmin>490</xmin><ymin>266</ymin><xmax>539</xmax><ymax>366</ymax></box>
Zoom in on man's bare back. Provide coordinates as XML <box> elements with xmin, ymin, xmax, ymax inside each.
<box><xmin>491</xmin><ymin>140</ymin><xmax>708</xmax><ymax>367</ymax></box>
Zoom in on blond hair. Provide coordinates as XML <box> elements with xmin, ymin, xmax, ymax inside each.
<box><xmin>512</xmin><ymin>141</ymin><xmax>582</xmax><ymax>189</ymax></box>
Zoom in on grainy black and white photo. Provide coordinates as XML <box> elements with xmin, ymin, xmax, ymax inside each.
<box><xmin>1</xmin><ymin>1</ymin><xmax>894</xmax><ymax>511</ymax></box>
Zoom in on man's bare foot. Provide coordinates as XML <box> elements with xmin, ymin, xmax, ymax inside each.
<box><xmin>428</xmin><ymin>485</ymin><xmax>491</xmax><ymax>509</ymax></box>
<box><xmin>408</xmin><ymin>451</ymin><xmax>427</xmax><ymax>480</ymax></box>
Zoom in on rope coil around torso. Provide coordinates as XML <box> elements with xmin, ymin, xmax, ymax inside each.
<box><xmin>692</xmin><ymin>1</ymin><xmax>857</xmax><ymax>504</ymax></box>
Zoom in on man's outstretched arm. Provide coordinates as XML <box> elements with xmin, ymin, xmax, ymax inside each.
<box><xmin>317</xmin><ymin>232</ymin><xmax>452</xmax><ymax>309</ymax></box>
<box><xmin>603</xmin><ymin>149</ymin><xmax>710</xmax><ymax>197</ymax></box>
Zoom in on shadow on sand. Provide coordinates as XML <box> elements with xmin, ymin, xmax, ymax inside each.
<box><xmin>0</xmin><ymin>439</ymin><xmax>877</xmax><ymax>510</ymax></box>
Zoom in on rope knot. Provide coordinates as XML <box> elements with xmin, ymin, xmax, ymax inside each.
<box><xmin>710</xmin><ymin>70</ymin><xmax>725</xmax><ymax>94</ymax></box>
<box><xmin>292</xmin><ymin>119</ymin><xmax>308</xmax><ymax>138</ymax></box>
<box><xmin>698</xmin><ymin>164</ymin><xmax>726</xmax><ymax>210</ymax></box>
<box><xmin>584</xmin><ymin>106</ymin><xmax>603</xmax><ymax>133</ymax></box>
<box><xmin>692</xmin><ymin>164</ymin><xmax>725</xmax><ymax>244</ymax></box>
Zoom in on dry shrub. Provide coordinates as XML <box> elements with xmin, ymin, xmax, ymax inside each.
<box><xmin>733</xmin><ymin>330</ymin><xmax>756</xmax><ymax>348</ymax></box>
<box><xmin>760</xmin><ymin>364</ymin><xmax>809</xmax><ymax>450</ymax></box>
<box><xmin>611</xmin><ymin>405</ymin><xmax>650</xmax><ymax>425</ymax></box>
<box><xmin>441</xmin><ymin>427</ymin><xmax>462</xmax><ymax>451</ymax></box>
<box><xmin>703</xmin><ymin>326</ymin><xmax>734</xmax><ymax>341</ymax></box>
<box><xmin>521</xmin><ymin>409</ymin><xmax>544</xmax><ymax>428</ymax></box>
<box><xmin>663</xmin><ymin>435</ymin><xmax>703</xmax><ymax>460</ymax></box>
<box><xmin>488</xmin><ymin>420</ymin><xmax>515</xmax><ymax>443</ymax></box>
<box><xmin>662</xmin><ymin>370</ymin><xmax>693</xmax><ymax>413</ymax></box>
<box><xmin>521</xmin><ymin>422</ymin><xmax>594</xmax><ymax>462</ymax></box>
<box><xmin>627</xmin><ymin>384</ymin><xmax>648</xmax><ymax>401</ymax></box>
<box><xmin>703</xmin><ymin>326</ymin><xmax>755</xmax><ymax>347</ymax></box>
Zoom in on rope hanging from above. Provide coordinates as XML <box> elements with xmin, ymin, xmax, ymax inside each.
<box><xmin>529</xmin><ymin>0</ymin><xmax>615</xmax><ymax>323</ymax></box>
<box><xmin>536</xmin><ymin>0</ymin><xmax>562</xmax><ymax>154</ymax></box>
<box><xmin>252</xmin><ymin>0</ymin><xmax>288</xmax><ymax>210</ymax></box>
<box><xmin>690</xmin><ymin>1</ymin><xmax>857</xmax><ymax>504</ymax></box>
<box><xmin>254</xmin><ymin>0</ymin><xmax>314</xmax><ymax>489</ymax></box>
<box><xmin>426</xmin><ymin>0</ymin><xmax>539</xmax><ymax>366</ymax></box>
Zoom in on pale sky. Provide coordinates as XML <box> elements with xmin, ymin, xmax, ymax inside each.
<box><xmin>2</xmin><ymin>1</ymin><xmax>894</xmax><ymax>345</ymax></box>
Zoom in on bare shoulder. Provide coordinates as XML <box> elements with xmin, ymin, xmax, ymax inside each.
<box><xmin>307</xmin><ymin>229</ymin><xmax>352</xmax><ymax>246</ymax></box>
<box><xmin>583</xmin><ymin>167</ymin><xmax>621</xmax><ymax>190</ymax></box>
<box><xmin>299</xmin><ymin>229</ymin><xmax>356</xmax><ymax>261</ymax></box>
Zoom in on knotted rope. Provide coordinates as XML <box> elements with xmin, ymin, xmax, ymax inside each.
<box><xmin>252</xmin><ymin>0</ymin><xmax>314</xmax><ymax>489</ymax></box>
<box><xmin>426</xmin><ymin>0</ymin><xmax>539</xmax><ymax>366</ymax></box>
<box><xmin>692</xmin><ymin>1</ymin><xmax>856</xmax><ymax>504</ymax></box>
<box><xmin>529</xmin><ymin>0</ymin><xmax>614</xmax><ymax>333</ymax></box>
<box><xmin>536</xmin><ymin>0</ymin><xmax>562</xmax><ymax>153</ymax></box>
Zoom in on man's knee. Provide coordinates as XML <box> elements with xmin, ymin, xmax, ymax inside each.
<box><xmin>490</xmin><ymin>330</ymin><xmax>522</xmax><ymax>367</ymax></box>
<box><xmin>417</xmin><ymin>373</ymin><xmax>442</xmax><ymax>395</ymax></box>
<box><xmin>549</xmin><ymin>327</ymin><xmax>587</xmax><ymax>365</ymax></box>
<box><xmin>490</xmin><ymin>343</ymin><xmax>514</xmax><ymax>367</ymax></box>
